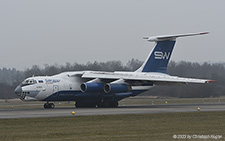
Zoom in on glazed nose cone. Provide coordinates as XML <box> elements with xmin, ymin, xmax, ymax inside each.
<box><xmin>14</xmin><ymin>85</ymin><xmax>22</xmax><ymax>95</ymax></box>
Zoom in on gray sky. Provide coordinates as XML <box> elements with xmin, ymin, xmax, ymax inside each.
<box><xmin>0</xmin><ymin>0</ymin><xmax>225</xmax><ymax>70</ymax></box>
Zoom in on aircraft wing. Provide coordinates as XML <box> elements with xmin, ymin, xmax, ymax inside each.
<box><xmin>80</xmin><ymin>71</ymin><xmax>214</xmax><ymax>85</ymax></box>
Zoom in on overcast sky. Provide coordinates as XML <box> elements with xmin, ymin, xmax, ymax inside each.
<box><xmin>0</xmin><ymin>0</ymin><xmax>225</xmax><ymax>70</ymax></box>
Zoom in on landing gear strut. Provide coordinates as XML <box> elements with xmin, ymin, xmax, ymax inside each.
<box><xmin>44</xmin><ymin>102</ymin><xmax>55</xmax><ymax>109</ymax></box>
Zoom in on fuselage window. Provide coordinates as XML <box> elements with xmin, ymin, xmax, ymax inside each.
<box><xmin>38</xmin><ymin>80</ymin><xmax>44</xmax><ymax>83</ymax></box>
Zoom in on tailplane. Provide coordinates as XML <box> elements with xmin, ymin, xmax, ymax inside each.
<box><xmin>136</xmin><ymin>32</ymin><xmax>209</xmax><ymax>73</ymax></box>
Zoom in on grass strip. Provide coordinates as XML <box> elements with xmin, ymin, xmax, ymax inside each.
<box><xmin>0</xmin><ymin>111</ymin><xmax>224</xmax><ymax>141</ymax></box>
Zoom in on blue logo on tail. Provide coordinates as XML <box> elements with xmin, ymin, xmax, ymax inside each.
<box><xmin>141</xmin><ymin>40</ymin><xmax>176</xmax><ymax>73</ymax></box>
<box><xmin>154</xmin><ymin>51</ymin><xmax>171</xmax><ymax>60</ymax></box>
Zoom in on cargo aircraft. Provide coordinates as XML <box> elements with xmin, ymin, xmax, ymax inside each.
<box><xmin>14</xmin><ymin>32</ymin><xmax>214</xmax><ymax>108</ymax></box>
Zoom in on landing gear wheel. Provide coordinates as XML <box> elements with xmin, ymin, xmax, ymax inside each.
<box><xmin>97</xmin><ymin>101</ymin><xmax>118</xmax><ymax>108</ymax></box>
<box><xmin>50</xmin><ymin>103</ymin><xmax>55</xmax><ymax>109</ymax></box>
<box><xmin>111</xmin><ymin>101</ymin><xmax>118</xmax><ymax>108</ymax></box>
<box><xmin>75</xmin><ymin>102</ymin><xmax>96</xmax><ymax>108</ymax></box>
<box><xmin>44</xmin><ymin>103</ymin><xmax>55</xmax><ymax>109</ymax></box>
<box><xmin>75</xmin><ymin>102</ymin><xmax>82</xmax><ymax>108</ymax></box>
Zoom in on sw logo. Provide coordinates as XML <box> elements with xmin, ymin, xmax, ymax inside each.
<box><xmin>154</xmin><ymin>51</ymin><xmax>171</xmax><ymax>60</ymax></box>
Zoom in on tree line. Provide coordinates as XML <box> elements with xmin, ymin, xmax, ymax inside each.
<box><xmin>0</xmin><ymin>59</ymin><xmax>224</xmax><ymax>100</ymax></box>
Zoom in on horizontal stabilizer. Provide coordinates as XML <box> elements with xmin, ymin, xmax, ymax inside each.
<box><xmin>143</xmin><ymin>32</ymin><xmax>209</xmax><ymax>42</ymax></box>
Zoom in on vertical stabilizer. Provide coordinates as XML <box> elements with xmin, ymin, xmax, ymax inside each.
<box><xmin>136</xmin><ymin>32</ymin><xmax>209</xmax><ymax>73</ymax></box>
<box><xmin>136</xmin><ymin>40</ymin><xmax>175</xmax><ymax>73</ymax></box>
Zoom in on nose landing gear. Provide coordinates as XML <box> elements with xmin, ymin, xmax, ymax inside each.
<box><xmin>44</xmin><ymin>102</ymin><xmax>55</xmax><ymax>109</ymax></box>
<box><xmin>20</xmin><ymin>93</ymin><xmax>26</xmax><ymax>100</ymax></box>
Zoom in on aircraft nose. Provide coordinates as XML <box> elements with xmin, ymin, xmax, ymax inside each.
<box><xmin>14</xmin><ymin>85</ymin><xmax>22</xmax><ymax>95</ymax></box>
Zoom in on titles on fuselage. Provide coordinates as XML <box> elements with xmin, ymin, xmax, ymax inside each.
<box><xmin>45</xmin><ymin>79</ymin><xmax>61</xmax><ymax>84</ymax></box>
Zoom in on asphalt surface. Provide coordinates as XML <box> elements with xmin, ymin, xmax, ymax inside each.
<box><xmin>1</xmin><ymin>103</ymin><xmax>225</xmax><ymax>119</ymax></box>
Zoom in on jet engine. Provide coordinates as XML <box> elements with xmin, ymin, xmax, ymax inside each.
<box><xmin>80</xmin><ymin>78</ymin><xmax>104</xmax><ymax>92</ymax></box>
<box><xmin>104</xmin><ymin>79</ymin><xmax>131</xmax><ymax>93</ymax></box>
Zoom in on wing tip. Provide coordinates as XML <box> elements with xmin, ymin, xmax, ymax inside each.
<box><xmin>200</xmin><ymin>32</ymin><xmax>210</xmax><ymax>35</ymax></box>
<box><xmin>205</xmin><ymin>80</ymin><xmax>216</xmax><ymax>83</ymax></box>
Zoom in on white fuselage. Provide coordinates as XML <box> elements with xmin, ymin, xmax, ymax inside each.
<box><xmin>18</xmin><ymin>71</ymin><xmax>154</xmax><ymax>101</ymax></box>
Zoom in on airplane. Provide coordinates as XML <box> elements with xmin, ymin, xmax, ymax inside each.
<box><xmin>14</xmin><ymin>32</ymin><xmax>214</xmax><ymax>108</ymax></box>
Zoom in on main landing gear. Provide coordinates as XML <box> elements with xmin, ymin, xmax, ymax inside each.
<box><xmin>44</xmin><ymin>102</ymin><xmax>55</xmax><ymax>109</ymax></box>
<box><xmin>75</xmin><ymin>101</ymin><xmax>119</xmax><ymax>108</ymax></box>
<box><xmin>97</xmin><ymin>101</ymin><xmax>118</xmax><ymax>108</ymax></box>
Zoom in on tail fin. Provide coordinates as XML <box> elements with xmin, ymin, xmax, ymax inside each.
<box><xmin>136</xmin><ymin>32</ymin><xmax>209</xmax><ymax>73</ymax></box>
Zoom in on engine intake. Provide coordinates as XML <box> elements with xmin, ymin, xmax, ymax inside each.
<box><xmin>104</xmin><ymin>83</ymin><xmax>131</xmax><ymax>93</ymax></box>
<box><xmin>80</xmin><ymin>82</ymin><xmax>104</xmax><ymax>92</ymax></box>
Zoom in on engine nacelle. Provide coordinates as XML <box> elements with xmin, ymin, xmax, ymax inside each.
<box><xmin>104</xmin><ymin>83</ymin><xmax>131</xmax><ymax>93</ymax></box>
<box><xmin>80</xmin><ymin>82</ymin><xmax>104</xmax><ymax>92</ymax></box>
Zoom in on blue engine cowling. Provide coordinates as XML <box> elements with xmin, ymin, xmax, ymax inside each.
<box><xmin>104</xmin><ymin>83</ymin><xmax>131</xmax><ymax>93</ymax></box>
<box><xmin>80</xmin><ymin>83</ymin><xmax>104</xmax><ymax>92</ymax></box>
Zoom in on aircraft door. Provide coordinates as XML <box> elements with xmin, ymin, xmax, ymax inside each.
<box><xmin>53</xmin><ymin>85</ymin><xmax>59</xmax><ymax>93</ymax></box>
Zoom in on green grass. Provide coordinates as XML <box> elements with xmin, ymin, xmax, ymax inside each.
<box><xmin>0</xmin><ymin>111</ymin><xmax>224</xmax><ymax>141</ymax></box>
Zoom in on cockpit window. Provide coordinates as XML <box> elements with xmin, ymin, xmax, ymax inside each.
<box><xmin>21</xmin><ymin>79</ymin><xmax>37</xmax><ymax>86</ymax></box>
